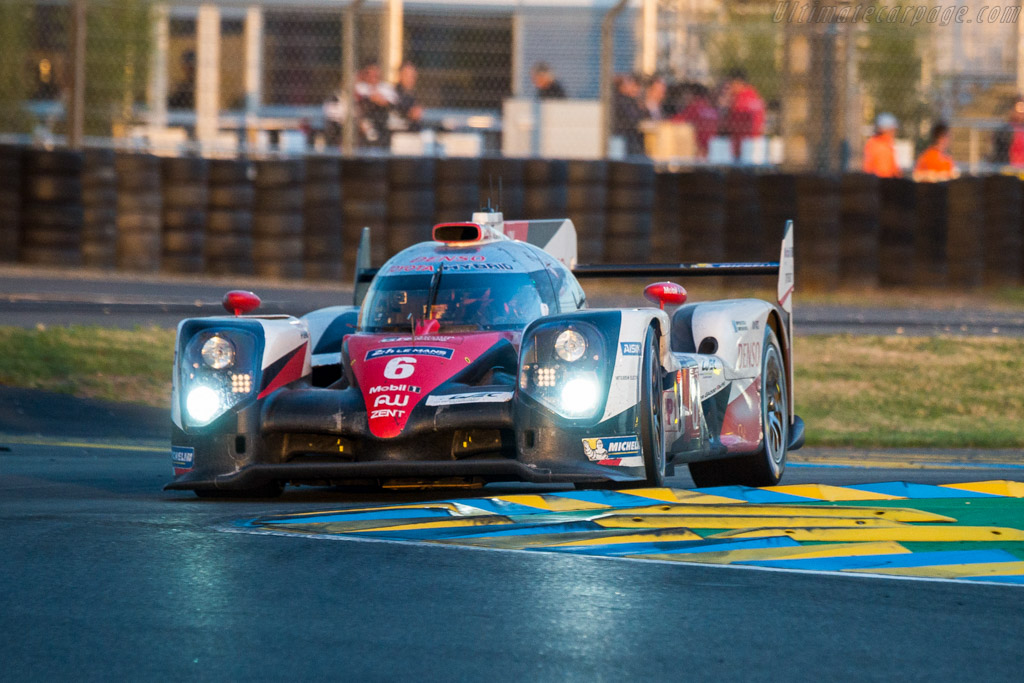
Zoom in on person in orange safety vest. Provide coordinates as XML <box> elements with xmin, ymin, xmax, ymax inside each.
<box><xmin>913</xmin><ymin>122</ymin><xmax>959</xmax><ymax>182</ymax></box>
<box><xmin>863</xmin><ymin>113</ymin><xmax>901</xmax><ymax>177</ymax></box>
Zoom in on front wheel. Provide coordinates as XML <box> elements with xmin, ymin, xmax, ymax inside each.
<box><xmin>624</xmin><ymin>325</ymin><xmax>665</xmax><ymax>488</ymax></box>
<box><xmin>688</xmin><ymin>328</ymin><xmax>789</xmax><ymax>487</ymax></box>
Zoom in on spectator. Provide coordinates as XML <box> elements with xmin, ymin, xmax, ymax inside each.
<box><xmin>863</xmin><ymin>112</ymin><xmax>901</xmax><ymax>178</ymax></box>
<box><xmin>913</xmin><ymin>122</ymin><xmax>959</xmax><ymax>182</ymax></box>
<box><xmin>531</xmin><ymin>62</ymin><xmax>566</xmax><ymax>99</ymax></box>
<box><xmin>643</xmin><ymin>75</ymin><xmax>667</xmax><ymax>121</ymax></box>
<box><xmin>354</xmin><ymin>59</ymin><xmax>396</xmax><ymax>147</ymax></box>
<box><xmin>613</xmin><ymin>73</ymin><xmax>646</xmax><ymax>157</ymax></box>
<box><xmin>391</xmin><ymin>60</ymin><xmax>423</xmax><ymax>133</ymax></box>
<box><xmin>720</xmin><ymin>68</ymin><xmax>765</xmax><ymax>158</ymax></box>
<box><xmin>672</xmin><ymin>82</ymin><xmax>718</xmax><ymax>159</ymax></box>
<box><xmin>990</xmin><ymin>98</ymin><xmax>1023</xmax><ymax>164</ymax></box>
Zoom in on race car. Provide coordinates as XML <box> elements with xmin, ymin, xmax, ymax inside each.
<box><xmin>166</xmin><ymin>210</ymin><xmax>804</xmax><ymax>497</ymax></box>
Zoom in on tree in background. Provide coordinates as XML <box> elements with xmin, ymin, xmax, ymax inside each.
<box><xmin>0</xmin><ymin>1</ymin><xmax>34</xmax><ymax>134</ymax></box>
<box><xmin>85</xmin><ymin>0</ymin><xmax>151</xmax><ymax>136</ymax></box>
<box><xmin>705</xmin><ymin>6</ymin><xmax>781</xmax><ymax>108</ymax></box>
<box><xmin>858</xmin><ymin>15</ymin><xmax>928</xmax><ymax>141</ymax></box>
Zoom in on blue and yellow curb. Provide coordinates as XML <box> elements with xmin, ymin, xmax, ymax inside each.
<box><xmin>238</xmin><ymin>480</ymin><xmax>1024</xmax><ymax>584</ymax></box>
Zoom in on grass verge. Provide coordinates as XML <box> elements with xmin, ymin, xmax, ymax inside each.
<box><xmin>0</xmin><ymin>326</ymin><xmax>1021</xmax><ymax>449</ymax></box>
<box><xmin>795</xmin><ymin>335</ymin><xmax>1024</xmax><ymax>448</ymax></box>
<box><xmin>0</xmin><ymin>326</ymin><xmax>175</xmax><ymax>406</ymax></box>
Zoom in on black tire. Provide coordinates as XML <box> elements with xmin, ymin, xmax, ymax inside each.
<box><xmin>118</xmin><ymin>192</ymin><xmax>162</xmax><ymax>214</ymax></box>
<box><xmin>27</xmin><ymin>176</ymin><xmax>82</xmax><ymax>203</ymax></box>
<box><xmin>630</xmin><ymin>325</ymin><xmax>665</xmax><ymax>487</ymax></box>
<box><xmin>436</xmin><ymin>158</ymin><xmax>480</xmax><ymax>184</ymax></box>
<box><xmin>388</xmin><ymin>189</ymin><xmax>435</xmax><ymax>219</ymax></box>
<box><xmin>162</xmin><ymin>156</ymin><xmax>209</xmax><ymax>183</ymax></box>
<box><xmin>209</xmin><ymin>160</ymin><xmax>252</xmax><ymax>185</ymax></box>
<box><xmin>254</xmin><ymin>160</ymin><xmax>305</xmax><ymax>188</ymax></box>
<box><xmin>524</xmin><ymin>159</ymin><xmax>568</xmax><ymax>185</ymax></box>
<box><xmin>389</xmin><ymin>157</ymin><xmax>435</xmax><ymax>186</ymax></box>
<box><xmin>568</xmin><ymin>160</ymin><xmax>607</xmax><ymax>185</ymax></box>
<box><xmin>304</xmin><ymin>182</ymin><xmax>342</xmax><ymax>206</ymax></box>
<box><xmin>608</xmin><ymin>160</ymin><xmax>655</xmax><ymax>186</ymax></box>
<box><xmin>688</xmin><ymin>328</ymin><xmax>789</xmax><ymax>487</ymax></box>
<box><xmin>25</xmin><ymin>149</ymin><xmax>83</xmax><ymax>175</ymax></box>
<box><xmin>209</xmin><ymin>185</ymin><xmax>255</xmax><ymax>209</ymax></box>
<box><xmin>207</xmin><ymin>209</ymin><xmax>252</xmax><ymax>234</ymax></box>
<box><xmin>253</xmin><ymin>214</ymin><xmax>303</xmax><ymax>238</ymax></box>
<box><xmin>163</xmin><ymin>184</ymin><xmax>209</xmax><ymax>208</ymax></box>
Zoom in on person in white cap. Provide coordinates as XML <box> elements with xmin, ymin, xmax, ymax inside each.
<box><xmin>863</xmin><ymin>112</ymin><xmax>901</xmax><ymax>177</ymax></box>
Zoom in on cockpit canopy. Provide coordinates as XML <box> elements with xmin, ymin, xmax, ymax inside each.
<box><xmin>358</xmin><ymin>241</ymin><xmax>585</xmax><ymax>333</ymax></box>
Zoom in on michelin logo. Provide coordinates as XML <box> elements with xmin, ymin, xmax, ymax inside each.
<box><xmin>171</xmin><ymin>445</ymin><xmax>194</xmax><ymax>470</ymax></box>
<box><xmin>366</xmin><ymin>346</ymin><xmax>454</xmax><ymax>360</ymax></box>
<box><xmin>581</xmin><ymin>435</ymin><xmax>640</xmax><ymax>462</ymax></box>
<box><xmin>619</xmin><ymin>342</ymin><xmax>641</xmax><ymax>356</ymax></box>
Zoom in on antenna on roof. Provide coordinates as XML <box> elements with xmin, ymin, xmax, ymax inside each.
<box><xmin>498</xmin><ymin>177</ymin><xmax>503</xmax><ymax>212</ymax></box>
<box><xmin>487</xmin><ymin>174</ymin><xmax>494</xmax><ymax>211</ymax></box>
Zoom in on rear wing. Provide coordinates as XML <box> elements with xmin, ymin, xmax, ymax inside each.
<box><xmin>573</xmin><ymin>219</ymin><xmax>795</xmax><ymax>316</ymax></box>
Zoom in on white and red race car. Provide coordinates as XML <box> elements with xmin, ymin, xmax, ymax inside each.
<box><xmin>166</xmin><ymin>211</ymin><xmax>803</xmax><ymax>497</ymax></box>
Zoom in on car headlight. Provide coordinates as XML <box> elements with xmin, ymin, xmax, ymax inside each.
<box><xmin>179</xmin><ymin>327</ymin><xmax>260</xmax><ymax>428</ymax></box>
<box><xmin>519</xmin><ymin>321</ymin><xmax>607</xmax><ymax>421</ymax></box>
<box><xmin>186</xmin><ymin>386</ymin><xmax>223</xmax><ymax>425</ymax></box>
<box><xmin>559</xmin><ymin>375</ymin><xmax>600</xmax><ymax>417</ymax></box>
<box><xmin>201</xmin><ymin>336</ymin><xmax>236</xmax><ymax>369</ymax></box>
<box><xmin>554</xmin><ymin>329</ymin><xmax>586</xmax><ymax>362</ymax></box>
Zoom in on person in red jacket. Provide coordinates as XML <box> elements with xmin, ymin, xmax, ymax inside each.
<box><xmin>863</xmin><ymin>112</ymin><xmax>901</xmax><ymax>177</ymax></box>
<box><xmin>721</xmin><ymin>69</ymin><xmax>765</xmax><ymax>159</ymax></box>
<box><xmin>672</xmin><ymin>83</ymin><xmax>718</xmax><ymax>159</ymax></box>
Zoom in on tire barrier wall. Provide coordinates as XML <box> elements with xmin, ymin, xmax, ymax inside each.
<box><xmin>839</xmin><ymin>173</ymin><xmax>879</xmax><ymax>288</ymax></box>
<box><xmin>569</xmin><ymin>159</ymin><xmax>608</xmax><ymax>264</ymax></box>
<box><xmin>7</xmin><ymin>144</ymin><xmax>1024</xmax><ymax>290</ymax></box>
<box><xmin>22</xmin><ymin>149</ymin><xmax>85</xmax><ymax>266</ymax></box>
<box><xmin>161</xmin><ymin>156</ymin><xmax>209</xmax><ymax>274</ymax></box>
<box><xmin>0</xmin><ymin>145</ymin><xmax>23</xmax><ymax>262</ymax></box>
<box><xmin>605</xmin><ymin>160</ymin><xmax>654</xmax><ymax>262</ymax></box>
<box><xmin>254</xmin><ymin>159</ymin><xmax>306</xmax><ymax>280</ymax></box>
<box><xmin>115</xmin><ymin>153</ymin><xmax>163</xmax><ymax>272</ymax></box>
<box><xmin>82</xmin><ymin>149</ymin><xmax>117</xmax><ymax>269</ymax></box>
<box><xmin>342</xmin><ymin>157</ymin><xmax>389</xmax><ymax>269</ymax></box>
<box><xmin>207</xmin><ymin>158</ymin><xmax>255</xmax><ymax>275</ymax></box>
<box><xmin>389</xmin><ymin>157</ymin><xmax>436</xmax><ymax>255</ymax></box>
<box><xmin>304</xmin><ymin>156</ymin><xmax>344</xmax><ymax>281</ymax></box>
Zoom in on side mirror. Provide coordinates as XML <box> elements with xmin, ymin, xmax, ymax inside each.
<box><xmin>643</xmin><ymin>282</ymin><xmax>687</xmax><ymax>310</ymax></box>
<box><xmin>222</xmin><ymin>290</ymin><xmax>261</xmax><ymax>316</ymax></box>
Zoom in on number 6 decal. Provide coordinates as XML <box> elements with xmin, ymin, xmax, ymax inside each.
<box><xmin>384</xmin><ymin>356</ymin><xmax>417</xmax><ymax>379</ymax></box>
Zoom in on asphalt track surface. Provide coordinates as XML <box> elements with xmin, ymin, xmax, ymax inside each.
<box><xmin>3</xmin><ymin>390</ymin><xmax>1024</xmax><ymax>680</ymax></box>
<box><xmin>3</xmin><ymin>267</ymin><xmax>1024</xmax><ymax>335</ymax></box>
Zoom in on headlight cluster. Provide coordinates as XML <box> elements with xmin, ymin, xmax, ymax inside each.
<box><xmin>180</xmin><ymin>328</ymin><xmax>259</xmax><ymax>427</ymax></box>
<box><xmin>519</xmin><ymin>322</ymin><xmax>606</xmax><ymax>420</ymax></box>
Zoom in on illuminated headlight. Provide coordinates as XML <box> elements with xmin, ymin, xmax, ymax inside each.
<box><xmin>554</xmin><ymin>329</ymin><xmax>587</xmax><ymax>362</ymax></box>
<box><xmin>560</xmin><ymin>375</ymin><xmax>599</xmax><ymax>417</ymax></box>
<box><xmin>179</xmin><ymin>327</ymin><xmax>260</xmax><ymax>429</ymax></box>
<box><xmin>186</xmin><ymin>386</ymin><xmax>223</xmax><ymax>425</ymax></box>
<box><xmin>201</xmin><ymin>336</ymin><xmax>235</xmax><ymax>369</ymax></box>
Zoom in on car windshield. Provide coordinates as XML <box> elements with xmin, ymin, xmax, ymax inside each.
<box><xmin>359</xmin><ymin>271</ymin><xmax>554</xmax><ymax>332</ymax></box>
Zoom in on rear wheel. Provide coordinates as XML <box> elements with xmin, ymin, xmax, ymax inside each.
<box><xmin>688</xmin><ymin>328</ymin><xmax>788</xmax><ymax>487</ymax></box>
